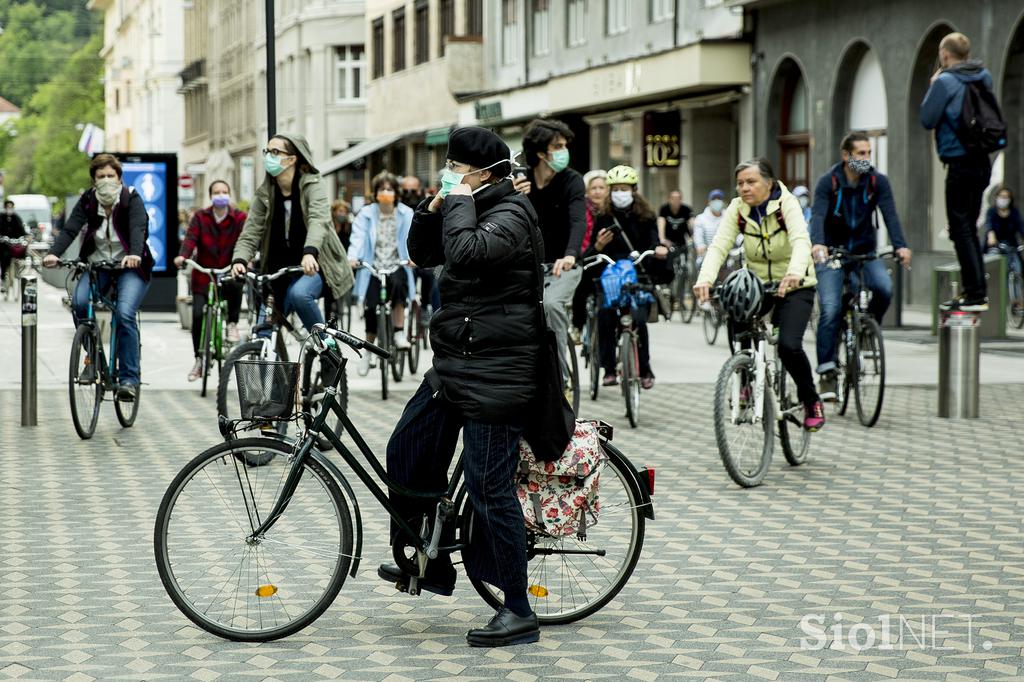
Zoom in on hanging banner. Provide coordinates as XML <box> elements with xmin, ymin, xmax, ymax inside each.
<box><xmin>643</xmin><ymin>110</ymin><xmax>681</xmax><ymax>168</ymax></box>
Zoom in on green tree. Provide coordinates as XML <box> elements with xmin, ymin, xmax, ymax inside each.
<box><xmin>0</xmin><ymin>2</ymin><xmax>79</xmax><ymax>107</ymax></box>
<box><xmin>29</xmin><ymin>33</ymin><xmax>104</xmax><ymax>199</ymax></box>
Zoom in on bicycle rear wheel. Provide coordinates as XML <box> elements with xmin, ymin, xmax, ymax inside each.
<box><xmin>714</xmin><ymin>353</ymin><xmax>773</xmax><ymax>487</ymax></box>
<box><xmin>777</xmin><ymin>367</ymin><xmax>810</xmax><ymax>466</ymax></box>
<box><xmin>114</xmin><ymin>385</ymin><xmax>140</xmax><ymax>427</ymax></box>
<box><xmin>464</xmin><ymin>440</ymin><xmax>646</xmax><ymax>624</ymax></box>
<box><xmin>69</xmin><ymin>324</ymin><xmax>102</xmax><ymax>440</ymax></box>
<box><xmin>836</xmin><ymin>327</ymin><xmax>852</xmax><ymax>416</ymax></box>
<box><xmin>676</xmin><ymin>264</ymin><xmax>695</xmax><ymax>323</ymax></box>
<box><xmin>154</xmin><ymin>438</ymin><xmax>353</xmax><ymax>642</ymax></box>
<box><xmin>1008</xmin><ymin>270</ymin><xmax>1024</xmax><ymax>329</ymax></box>
<box><xmin>217</xmin><ymin>340</ymin><xmax>290</xmax><ymax>449</ymax></box>
<box><xmin>620</xmin><ymin>331</ymin><xmax>640</xmax><ymax>428</ymax></box>
<box><xmin>854</xmin><ymin>317</ymin><xmax>885</xmax><ymax>427</ymax></box>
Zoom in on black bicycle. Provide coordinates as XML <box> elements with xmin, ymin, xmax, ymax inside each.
<box><xmin>670</xmin><ymin>245</ymin><xmax>697</xmax><ymax>323</ymax></box>
<box><xmin>59</xmin><ymin>260</ymin><xmax>141</xmax><ymax>439</ymax></box>
<box><xmin>154</xmin><ymin>323</ymin><xmax>653</xmax><ymax>642</ymax></box>
<box><xmin>357</xmin><ymin>260</ymin><xmax>414</xmax><ymax>400</ymax></box>
<box><xmin>824</xmin><ymin>248</ymin><xmax>894</xmax><ymax>428</ymax></box>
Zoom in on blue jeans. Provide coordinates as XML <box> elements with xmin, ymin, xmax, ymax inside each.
<box><xmin>815</xmin><ymin>258</ymin><xmax>892</xmax><ymax>374</ymax></box>
<box><xmin>257</xmin><ymin>273</ymin><xmax>325</xmax><ymax>336</ymax></box>
<box><xmin>990</xmin><ymin>242</ymin><xmax>1023</xmax><ymax>278</ymax></box>
<box><xmin>72</xmin><ymin>269</ymin><xmax>150</xmax><ymax>385</ymax></box>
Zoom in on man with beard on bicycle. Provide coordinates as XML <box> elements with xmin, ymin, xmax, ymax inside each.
<box><xmin>694</xmin><ymin>158</ymin><xmax>825</xmax><ymax>432</ymax></box>
<box><xmin>379</xmin><ymin>126</ymin><xmax>546</xmax><ymax>647</ymax></box>
<box><xmin>809</xmin><ymin>131</ymin><xmax>911</xmax><ymax>398</ymax></box>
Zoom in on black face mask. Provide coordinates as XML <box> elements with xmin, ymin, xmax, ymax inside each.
<box><xmin>400</xmin><ymin>189</ymin><xmax>422</xmax><ymax>207</ymax></box>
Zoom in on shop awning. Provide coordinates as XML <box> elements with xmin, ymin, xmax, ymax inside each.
<box><xmin>424</xmin><ymin>127</ymin><xmax>451</xmax><ymax>146</ymax></box>
<box><xmin>320</xmin><ymin>132</ymin><xmax>404</xmax><ymax>174</ymax></box>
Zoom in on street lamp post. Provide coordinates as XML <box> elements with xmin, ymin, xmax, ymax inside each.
<box><xmin>265</xmin><ymin>0</ymin><xmax>276</xmax><ymax>137</ymax></box>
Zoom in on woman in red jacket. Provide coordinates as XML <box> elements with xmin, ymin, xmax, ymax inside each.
<box><xmin>174</xmin><ymin>180</ymin><xmax>247</xmax><ymax>381</ymax></box>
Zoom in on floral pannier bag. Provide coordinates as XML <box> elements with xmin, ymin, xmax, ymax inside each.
<box><xmin>516</xmin><ymin>420</ymin><xmax>605</xmax><ymax>538</ymax></box>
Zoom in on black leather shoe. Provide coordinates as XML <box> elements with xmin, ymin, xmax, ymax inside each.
<box><xmin>377</xmin><ymin>563</ymin><xmax>456</xmax><ymax>596</ymax></box>
<box><xmin>466</xmin><ymin>608</ymin><xmax>540</xmax><ymax>647</ymax></box>
<box><xmin>116</xmin><ymin>384</ymin><xmax>137</xmax><ymax>402</ymax></box>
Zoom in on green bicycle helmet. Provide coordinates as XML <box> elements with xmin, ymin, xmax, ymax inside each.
<box><xmin>606</xmin><ymin>165</ymin><xmax>639</xmax><ymax>186</ymax></box>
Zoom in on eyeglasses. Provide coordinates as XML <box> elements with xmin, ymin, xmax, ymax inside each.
<box><xmin>262</xmin><ymin>148</ymin><xmax>293</xmax><ymax>158</ymax></box>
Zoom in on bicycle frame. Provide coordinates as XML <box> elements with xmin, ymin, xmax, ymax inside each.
<box><xmin>75</xmin><ymin>265</ymin><xmax>123</xmax><ymax>389</ymax></box>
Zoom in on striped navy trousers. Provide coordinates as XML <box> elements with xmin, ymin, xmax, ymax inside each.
<box><xmin>386</xmin><ymin>380</ymin><xmax>528</xmax><ymax>595</ymax></box>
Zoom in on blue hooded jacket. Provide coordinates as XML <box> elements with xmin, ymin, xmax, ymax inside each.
<box><xmin>920</xmin><ymin>59</ymin><xmax>994</xmax><ymax>160</ymax></box>
<box><xmin>809</xmin><ymin>162</ymin><xmax>907</xmax><ymax>254</ymax></box>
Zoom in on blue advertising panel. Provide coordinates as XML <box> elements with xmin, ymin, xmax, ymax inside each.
<box><xmin>121</xmin><ymin>161</ymin><xmax>168</xmax><ymax>272</ymax></box>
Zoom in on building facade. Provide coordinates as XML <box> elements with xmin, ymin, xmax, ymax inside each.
<box><xmin>455</xmin><ymin>0</ymin><xmax>749</xmax><ymax>209</ymax></box>
<box><xmin>323</xmin><ymin>0</ymin><xmax>483</xmax><ymax>196</ymax></box>
<box><xmin>739</xmin><ymin>0</ymin><xmax>1024</xmax><ymax>304</ymax></box>
<box><xmin>89</xmin><ymin>0</ymin><xmax>185</xmax><ymax>155</ymax></box>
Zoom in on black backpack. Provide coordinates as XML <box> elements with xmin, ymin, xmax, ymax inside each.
<box><xmin>958</xmin><ymin>80</ymin><xmax>1008</xmax><ymax>154</ymax></box>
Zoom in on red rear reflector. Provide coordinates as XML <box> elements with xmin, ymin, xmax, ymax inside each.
<box><xmin>645</xmin><ymin>467</ymin><xmax>655</xmax><ymax>494</ymax></box>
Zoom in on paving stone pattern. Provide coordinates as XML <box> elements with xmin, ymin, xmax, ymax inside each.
<box><xmin>1</xmin><ymin>383</ymin><xmax>1022</xmax><ymax>680</ymax></box>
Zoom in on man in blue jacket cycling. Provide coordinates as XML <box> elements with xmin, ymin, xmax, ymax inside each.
<box><xmin>810</xmin><ymin>131</ymin><xmax>912</xmax><ymax>396</ymax></box>
<box><xmin>920</xmin><ymin>32</ymin><xmax>995</xmax><ymax>312</ymax></box>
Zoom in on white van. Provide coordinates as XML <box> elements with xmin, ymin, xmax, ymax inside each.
<box><xmin>7</xmin><ymin>194</ymin><xmax>54</xmax><ymax>242</ymax></box>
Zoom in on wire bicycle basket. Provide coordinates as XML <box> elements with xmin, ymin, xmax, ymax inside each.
<box><xmin>234</xmin><ymin>359</ymin><xmax>300</xmax><ymax>420</ymax></box>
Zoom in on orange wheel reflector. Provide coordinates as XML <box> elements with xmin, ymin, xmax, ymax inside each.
<box><xmin>528</xmin><ymin>585</ymin><xmax>548</xmax><ymax>598</ymax></box>
<box><xmin>255</xmin><ymin>584</ymin><xmax>278</xmax><ymax>598</ymax></box>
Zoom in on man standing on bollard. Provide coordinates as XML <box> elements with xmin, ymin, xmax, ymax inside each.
<box><xmin>920</xmin><ymin>32</ymin><xmax>1003</xmax><ymax>312</ymax></box>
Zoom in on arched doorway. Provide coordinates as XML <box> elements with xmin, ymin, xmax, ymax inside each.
<box><xmin>907</xmin><ymin>23</ymin><xmax>955</xmax><ymax>253</ymax></box>
<box><xmin>834</xmin><ymin>42</ymin><xmax>891</xmax><ymax>245</ymax></box>
<box><xmin>768</xmin><ymin>58</ymin><xmax>810</xmax><ymax>189</ymax></box>
<box><xmin>1002</xmin><ymin>13</ymin><xmax>1024</xmax><ymax>196</ymax></box>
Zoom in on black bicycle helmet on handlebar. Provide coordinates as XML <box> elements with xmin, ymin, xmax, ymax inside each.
<box><xmin>720</xmin><ymin>269</ymin><xmax>765</xmax><ymax>323</ymax></box>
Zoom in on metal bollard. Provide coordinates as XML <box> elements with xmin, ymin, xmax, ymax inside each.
<box><xmin>21</xmin><ymin>272</ymin><xmax>38</xmax><ymax>426</ymax></box>
<box><xmin>937</xmin><ymin>310</ymin><xmax>980</xmax><ymax>418</ymax></box>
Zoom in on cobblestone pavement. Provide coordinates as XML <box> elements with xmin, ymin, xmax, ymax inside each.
<box><xmin>2</xmin><ymin>379</ymin><xmax>1023</xmax><ymax>681</ymax></box>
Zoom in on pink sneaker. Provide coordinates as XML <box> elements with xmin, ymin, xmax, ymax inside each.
<box><xmin>804</xmin><ymin>401</ymin><xmax>826</xmax><ymax>432</ymax></box>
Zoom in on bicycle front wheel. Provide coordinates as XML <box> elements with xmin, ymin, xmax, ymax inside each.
<box><xmin>854</xmin><ymin>317</ymin><xmax>885</xmax><ymax>427</ymax></box>
<box><xmin>464</xmin><ymin>440</ymin><xmax>646</xmax><ymax>624</ymax></box>
<box><xmin>703</xmin><ymin>304</ymin><xmax>720</xmax><ymax>345</ymax></box>
<box><xmin>154</xmin><ymin>438</ymin><xmax>354</xmax><ymax>642</ymax></box>
<box><xmin>407</xmin><ymin>301</ymin><xmax>422</xmax><ymax>374</ymax></box>
<box><xmin>714</xmin><ymin>353</ymin><xmax>773</xmax><ymax>487</ymax></box>
<box><xmin>586</xmin><ymin>312</ymin><xmax>600</xmax><ymax>401</ymax></box>
<box><xmin>567</xmin><ymin>336</ymin><xmax>581</xmax><ymax>415</ymax></box>
<box><xmin>620</xmin><ymin>331</ymin><xmax>640</xmax><ymax>428</ymax></box>
<box><xmin>201</xmin><ymin>305</ymin><xmax>214</xmax><ymax>398</ymax></box>
<box><xmin>114</xmin><ymin>385</ymin><xmax>140</xmax><ymax>427</ymax></box>
<box><xmin>1008</xmin><ymin>270</ymin><xmax>1024</xmax><ymax>329</ymax></box>
<box><xmin>379</xmin><ymin>309</ymin><xmax>391</xmax><ymax>400</ymax></box>
<box><xmin>69</xmin><ymin>324</ymin><xmax>102</xmax><ymax>440</ymax></box>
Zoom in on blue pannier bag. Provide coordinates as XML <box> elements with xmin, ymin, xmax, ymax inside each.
<box><xmin>600</xmin><ymin>259</ymin><xmax>652</xmax><ymax>309</ymax></box>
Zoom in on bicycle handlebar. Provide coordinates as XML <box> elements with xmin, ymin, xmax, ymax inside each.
<box><xmin>355</xmin><ymin>260</ymin><xmax>411</xmax><ymax>277</ymax></box>
<box><xmin>244</xmin><ymin>265</ymin><xmax>305</xmax><ymax>282</ymax></box>
<box><xmin>583</xmin><ymin>249</ymin><xmax>658</xmax><ymax>270</ymax></box>
<box><xmin>182</xmin><ymin>259</ymin><xmax>233</xmax><ymax>277</ymax></box>
<box><xmin>57</xmin><ymin>258</ymin><xmax>122</xmax><ymax>271</ymax></box>
<box><xmin>311</xmin><ymin>323</ymin><xmax>392</xmax><ymax>360</ymax></box>
<box><xmin>0</xmin><ymin>236</ymin><xmax>29</xmax><ymax>245</ymax></box>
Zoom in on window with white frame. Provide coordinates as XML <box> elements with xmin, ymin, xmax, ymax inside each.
<box><xmin>335</xmin><ymin>45</ymin><xmax>366</xmax><ymax>102</ymax></box>
<box><xmin>606</xmin><ymin>0</ymin><xmax>629</xmax><ymax>35</ymax></box>
<box><xmin>502</xmin><ymin>0</ymin><xmax>519</xmax><ymax>65</ymax></box>
<box><xmin>650</xmin><ymin>0</ymin><xmax>674</xmax><ymax>22</ymax></box>
<box><xmin>532</xmin><ymin>0</ymin><xmax>550</xmax><ymax>57</ymax></box>
<box><xmin>567</xmin><ymin>0</ymin><xmax>587</xmax><ymax>47</ymax></box>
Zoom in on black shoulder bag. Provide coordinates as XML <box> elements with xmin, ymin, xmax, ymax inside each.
<box><xmin>521</xmin><ymin>218</ymin><xmax>575</xmax><ymax>463</ymax></box>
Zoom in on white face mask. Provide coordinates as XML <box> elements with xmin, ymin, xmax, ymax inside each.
<box><xmin>709</xmin><ymin>199</ymin><xmax>725</xmax><ymax>213</ymax></box>
<box><xmin>996</xmin><ymin>197</ymin><xmax>1011</xmax><ymax>210</ymax></box>
<box><xmin>611</xmin><ymin>190</ymin><xmax>634</xmax><ymax>209</ymax></box>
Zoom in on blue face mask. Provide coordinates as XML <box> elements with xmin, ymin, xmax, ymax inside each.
<box><xmin>547</xmin><ymin>148</ymin><xmax>570</xmax><ymax>173</ymax></box>
<box><xmin>264</xmin><ymin>153</ymin><xmax>285</xmax><ymax>177</ymax></box>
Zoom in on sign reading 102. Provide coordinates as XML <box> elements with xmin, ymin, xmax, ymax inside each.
<box><xmin>645</xmin><ymin>134</ymin><xmax>680</xmax><ymax>168</ymax></box>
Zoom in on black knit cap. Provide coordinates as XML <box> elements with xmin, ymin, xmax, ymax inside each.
<box><xmin>446</xmin><ymin>126</ymin><xmax>511</xmax><ymax>177</ymax></box>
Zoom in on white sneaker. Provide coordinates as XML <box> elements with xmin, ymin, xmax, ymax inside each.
<box><xmin>187</xmin><ymin>358</ymin><xmax>203</xmax><ymax>382</ymax></box>
<box><xmin>226</xmin><ymin>322</ymin><xmax>240</xmax><ymax>343</ymax></box>
<box><xmin>394</xmin><ymin>330</ymin><xmax>411</xmax><ymax>350</ymax></box>
<box><xmin>357</xmin><ymin>352</ymin><xmax>371</xmax><ymax>376</ymax></box>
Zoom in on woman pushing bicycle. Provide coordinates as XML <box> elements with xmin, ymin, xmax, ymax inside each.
<box><xmin>43</xmin><ymin>153</ymin><xmax>152</xmax><ymax>403</ymax></box>
<box><xmin>230</xmin><ymin>132</ymin><xmax>352</xmax><ymax>333</ymax></box>
<box><xmin>380</xmin><ymin>126</ymin><xmax>547</xmax><ymax>647</ymax></box>
<box><xmin>175</xmin><ymin>180</ymin><xmax>246</xmax><ymax>382</ymax></box>
<box><xmin>693</xmin><ymin>158</ymin><xmax>825</xmax><ymax>432</ymax></box>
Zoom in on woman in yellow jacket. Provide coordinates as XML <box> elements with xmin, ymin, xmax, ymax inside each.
<box><xmin>693</xmin><ymin>158</ymin><xmax>825</xmax><ymax>431</ymax></box>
